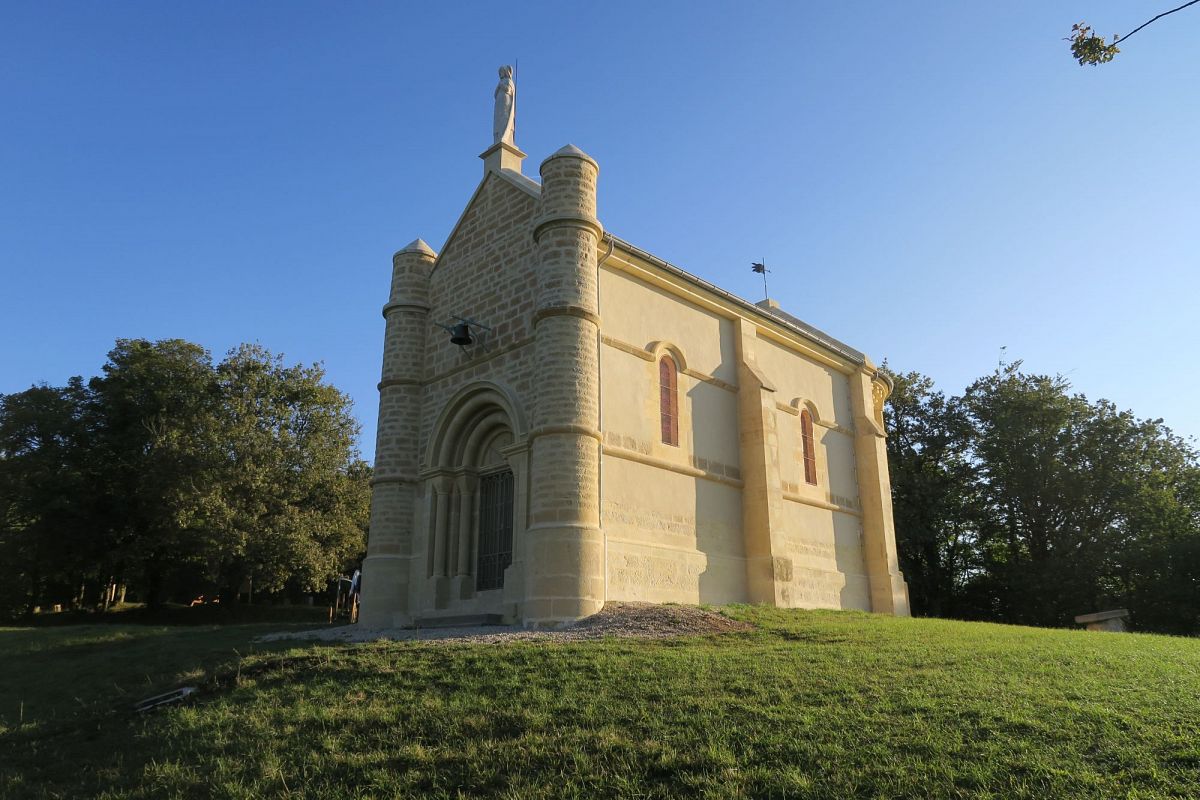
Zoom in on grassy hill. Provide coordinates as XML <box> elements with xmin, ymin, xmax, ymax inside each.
<box><xmin>2</xmin><ymin>608</ymin><xmax>1198</xmax><ymax>798</ymax></box>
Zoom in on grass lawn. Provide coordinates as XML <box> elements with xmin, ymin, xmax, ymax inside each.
<box><xmin>2</xmin><ymin>608</ymin><xmax>1198</xmax><ymax>798</ymax></box>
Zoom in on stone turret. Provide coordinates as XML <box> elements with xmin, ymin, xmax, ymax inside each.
<box><xmin>358</xmin><ymin>238</ymin><xmax>436</xmax><ymax>628</ymax></box>
<box><xmin>523</xmin><ymin>145</ymin><xmax>605</xmax><ymax>626</ymax></box>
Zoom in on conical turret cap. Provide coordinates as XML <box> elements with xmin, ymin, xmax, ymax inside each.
<box><xmin>397</xmin><ymin>238</ymin><xmax>437</xmax><ymax>257</ymax></box>
<box><xmin>544</xmin><ymin>143</ymin><xmax>598</xmax><ymax>169</ymax></box>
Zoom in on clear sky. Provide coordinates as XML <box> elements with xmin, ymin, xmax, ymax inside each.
<box><xmin>3</xmin><ymin>2</ymin><xmax>1197</xmax><ymax>463</ymax></box>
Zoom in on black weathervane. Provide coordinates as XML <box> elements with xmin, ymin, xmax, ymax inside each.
<box><xmin>751</xmin><ymin>259</ymin><xmax>770</xmax><ymax>301</ymax></box>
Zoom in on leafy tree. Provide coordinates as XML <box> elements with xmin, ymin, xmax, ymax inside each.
<box><xmin>0</xmin><ymin>380</ymin><xmax>94</xmax><ymax>616</ymax></box>
<box><xmin>882</xmin><ymin>368</ymin><xmax>977</xmax><ymax>617</ymax></box>
<box><xmin>0</xmin><ymin>338</ymin><xmax>370</xmax><ymax>619</ymax></box>
<box><xmin>886</xmin><ymin>361</ymin><xmax>1200</xmax><ymax>633</ymax></box>
<box><xmin>1068</xmin><ymin>1</ymin><xmax>1199</xmax><ymax>65</ymax></box>
<box><xmin>88</xmin><ymin>339</ymin><xmax>223</xmax><ymax>606</ymax></box>
<box><xmin>1115</xmin><ymin>423</ymin><xmax>1200</xmax><ymax>634</ymax></box>
<box><xmin>962</xmin><ymin>365</ymin><xmax>1199</xmax><ymax>628</ymax></box>
<box><xmin>207</xmin><ymin>344</ymin><xmax>367</xmax><ymax>601</ymax></box>
<box><xmin>963</xmin><ymin>366</ymin><xmax>1126</xmax><ymax>625</ymax></box>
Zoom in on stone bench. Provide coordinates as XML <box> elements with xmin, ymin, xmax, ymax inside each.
<box><xmin>1074</xmin><ymin>609</ymin><xmax>1130</xmax><ymax>632</ymax></box>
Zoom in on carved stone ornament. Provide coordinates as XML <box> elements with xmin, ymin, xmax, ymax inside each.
<box><xmin>871</xmin><ymin>380</ymin><xmax>888</xmax><ymax>427</ymax></box>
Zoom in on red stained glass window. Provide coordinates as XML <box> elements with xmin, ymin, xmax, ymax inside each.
<box><xmin>801</xmin><ymin>409</ymin><xmax>817</xmax><ymax>485</ymax></box>
<box><xmin>659</xmin><ymin>356</ymin><xmax>678</xmax><ymax>446</ymax></box>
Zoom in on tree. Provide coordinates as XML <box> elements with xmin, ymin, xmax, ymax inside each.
<box><xmin>0</xmin><ymin>338</ymin><xmax>371</xmax><ymax>620</ymax></box>
<box><xmin>206</xmin><ymin>344</ymin><xmax>368</xmax><ymax>601</ymax></box>
<box><xmin>961</xmin><ymin>365</ymin><xmax>1200</xmax><ymax>628</ymax></box>
<box><xmin>0</xmin><ymin>380</ymin><xmax>94</xmax><ymax>617</ymax></box>
<box><xmin>88</xmin><ymin>339</ymin><xmax>223</xmax><ymax>607</ymax></box>
<box><xmin>1068</xmin><ymin>1</ymin><xmax>1199</xmax><ymax>65</ymax></box>
<box><xmin>886</xmin><ymin>360</ymin><xmax>1200</xmax><ymax>633</ymax></box>
<box><xmin>962</xmin><ymin>366</ymin><xmax>1119</xmax><ymax>625</ymax></box>
<box><xmin>882</xmin><ymin>367</ymin><xmax>977</xmax><ymax>617</ymax></box>
<box><xmin>1112</xmin><ymin>417</ymin><xmax>1200</xmax><ymax>634</ymax></box>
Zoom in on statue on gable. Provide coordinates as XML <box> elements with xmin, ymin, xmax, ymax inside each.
<box><xmin>493</xmin><ymin>65</ymin><xmax>516</xmax><ymax>145</ymax></box>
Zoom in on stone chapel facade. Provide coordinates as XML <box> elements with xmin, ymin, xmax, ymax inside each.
<box><xmin>358</xmin><ymin>97</ymin><xmax>909</xmax><ymax>629</ymax></box>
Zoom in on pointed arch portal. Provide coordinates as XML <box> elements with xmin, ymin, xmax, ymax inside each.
<box><xmin>422</xmin><ymin>382</ymin><xmax>528</xmax><ymax>604</ymax></box>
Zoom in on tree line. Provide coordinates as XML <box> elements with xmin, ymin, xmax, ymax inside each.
<box><xmin>5</xmin><ymin>339</ymin><xmax>1197</xmax><ymax>634</ymax></box>
<box><xmin>885</xmin><ymin>362</ymin><xmax>1200</xmax><ymax>635</ymax></box>
<box><xmin>0</xmin><ymin>339</ymin><xmax>370</xmax><ymax>620</ymax></box>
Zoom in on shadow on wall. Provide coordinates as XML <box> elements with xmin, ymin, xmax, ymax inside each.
<box><xmin>694</xmin><ymin>479</ymin><xmax>747</xmax><ymax>604</ymax></box>
<box><xmin>688</xmin><ymin>346</ymin><xmax>747</xmax><ymax>605</ymax></box>
<box><xmin>832</xmin><ymin>504</ymin><xmax>872</xmax><ymax>611</ymax></box>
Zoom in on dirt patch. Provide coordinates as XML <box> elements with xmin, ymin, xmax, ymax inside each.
<box><xmin>257</xmin><ymin>602</ymin><xmax>752</xmax><ymax>645</ymax></box>
<box><xmin>567</xmin><ymin>602</ymin><xmax>753</xmax><ymax>637</ymax></box>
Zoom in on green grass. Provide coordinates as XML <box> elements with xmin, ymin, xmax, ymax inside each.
<box><xmin>2</xmin><ymin>608</ymin><xmax>1199</xmax><ymax>799</ymax></box>
<box><xmin>19</xmin><ymin>601</ymin><xmax>331</xmax><ymax>627</ymax></box>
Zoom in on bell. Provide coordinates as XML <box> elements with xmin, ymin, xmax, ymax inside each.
<box><xmin>449</xmin><ymin>322</ymin><xmax>474</xmax><ymax>346</ymax></box>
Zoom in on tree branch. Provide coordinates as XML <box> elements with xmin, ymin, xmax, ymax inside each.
<box><xmin>1115</xmin><ymin>0</ymin><xmax>1200</xmax><ymax>45</ymax></box>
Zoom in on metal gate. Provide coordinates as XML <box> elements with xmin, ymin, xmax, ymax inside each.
<box><xmin>476</xmin><ymin>469</ymin><xmax>514</xmax><ymax>590</ymax></box>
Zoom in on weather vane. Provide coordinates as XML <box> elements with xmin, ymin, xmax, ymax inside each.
<box><xmin>751</xmin><ymin>259</ymin><xmax>770</xmax><ymax>301</ymax></box>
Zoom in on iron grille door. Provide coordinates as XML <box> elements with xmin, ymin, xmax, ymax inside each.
<box><xmin>476</xmin><ymin>469</ymin><xmax>514</xmax><ymax>590</ymax></box>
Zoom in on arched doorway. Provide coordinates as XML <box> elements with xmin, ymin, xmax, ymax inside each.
<box><xmin>420</xmin><ymin>383</ymin><xmax>528</xmax><ymax>616</ymax></box>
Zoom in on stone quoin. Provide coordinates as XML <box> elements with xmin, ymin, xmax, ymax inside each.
<box><xmin>357</xmin><ymin>67</ymin><xmax>910</xmax><ymax>628</ymax></box>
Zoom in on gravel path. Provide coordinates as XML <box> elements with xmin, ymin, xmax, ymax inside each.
<box><xmin>256</xmin><ymin>602</ymin><xmax>752</xmax><ymax>645</ymax></box>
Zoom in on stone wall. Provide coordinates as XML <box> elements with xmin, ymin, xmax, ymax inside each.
<box><xmin>362</xmin><ymin>142</ymin><xmax>908</xmax><ymax>627</ymax></box>
<box><xmin>597</xmin><ymin>252</ymin><xmax>895</xmax><ymax>612</ymax></box>
<box><xmin>407</xmin><ymin>173</ymin><xmax>542</xmax><ymax>622</ymax></box>
<box><xmin>421</xmin><ymin>173</ymin><xmax>540</xmax><ymax>444</ymax></box>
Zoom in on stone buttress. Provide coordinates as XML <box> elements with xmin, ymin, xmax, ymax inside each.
<box><xmin>523</xmin><ymin>145</ymin><xmax>605</xmax><ymax>626</ymax></box>
<box><xmin>358</xmin><ymin>239</ymin><xmax>435</xmax><ymax>628</ymax></box>
<box><xmin>734</xmin><ymin>318</ymin><xmax>793</xmax><ymax>606</ymax></box>
<box><xmin>851</xmin><ymin>368</ymin><xmax>910</xmax><ymax>614</ymax></box>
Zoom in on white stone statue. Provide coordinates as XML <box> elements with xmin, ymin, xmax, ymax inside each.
<box><xmin>493</xmin><ymin>65</ymin><xmax>515</xmax><ymax>145</ymax></box>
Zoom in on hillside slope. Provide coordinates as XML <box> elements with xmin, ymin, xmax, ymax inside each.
<box><xmin>2</xmin><ymin>608</ymin><xmax>1198</xmax><ymax>798</ymax></box>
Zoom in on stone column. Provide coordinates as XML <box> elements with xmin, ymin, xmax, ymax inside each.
<box><xmin>430</xmin><ymin>474</ymin><xmax>452</xmax><ymax>608</ymax></box>
<box><xmin>850</xmin><ymin>366</ymin><xmax>910</xmax><ymax>615</ymax></box>
<box><xmin>358</xmin><ymin>239</ymin><xmax>435</xmax><ymax>629</ymax></box>
<box><xmin>432</xmin><ymin>476</ymin><xmax>451</xmax><ymax>577</ymax></box>
<box><xmin>523</xmin><ymin>145</ymin><xmax>605</xmax><ymax>627</ymax></box>
<box><xmin>499</xmin><ymin>441</ymin><xmax>531</xmax><ymax>617</ymax></box>
<box><xmin>453</xmin><ymin>473</ymin><xmax>478</xmax><ymax>599</ymax></box>
<box><xmin>734</xmin><ymin>319</ymin><xmax>792</xmax><ymax>606</ymax></box>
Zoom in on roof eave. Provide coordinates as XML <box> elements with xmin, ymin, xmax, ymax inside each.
<box><xmin>601</xmin><ymin>233</ymin><xmax>867</xmax><ymax>367</ymax></box>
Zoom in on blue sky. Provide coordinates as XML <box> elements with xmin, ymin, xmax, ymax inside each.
<box><xmin>3</xmin><ymin>2</ymin><xmax>1197</xmax><ymax>462</ymax></box>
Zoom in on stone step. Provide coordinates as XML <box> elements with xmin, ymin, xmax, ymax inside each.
<box><xmin>414</xmin><ymin>613</ymin><xmax>506</xmax><ymax>629</ymax></box>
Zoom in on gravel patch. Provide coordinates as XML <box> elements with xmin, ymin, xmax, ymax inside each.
<box><xmin>256</xmin><ymin>602</ymin><xmax>752</xmax><ymax>645</ymax></box>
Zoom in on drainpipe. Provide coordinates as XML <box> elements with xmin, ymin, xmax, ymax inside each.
<box><xmin>596</xmin><ymin>235</ymin><xmax>616</xmax><ymax>608</ymax></box>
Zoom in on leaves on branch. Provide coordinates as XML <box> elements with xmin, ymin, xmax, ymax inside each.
<box><xmin>1067</xmin><ymin>23</ymin><xmax>1120</xmax><ymax>66</ymax></box>
<box><xmin>1067</xmin><ymin>2</ymin><xmax>1200</xmax><ymax>65</ymax></box>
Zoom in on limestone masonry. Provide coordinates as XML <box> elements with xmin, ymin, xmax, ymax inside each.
<box><xmin>358</xmin><ymin>72</ymin><xmax>909</xmax><ymax>628</ymax></box>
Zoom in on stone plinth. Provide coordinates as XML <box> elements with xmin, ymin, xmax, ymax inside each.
<box><xmin>1074</xmin><ymin>609</ymin><xmax>1129</xmax><ymax>632</ymax></box>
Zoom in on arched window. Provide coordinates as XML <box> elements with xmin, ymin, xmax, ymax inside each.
<box><xmin>800</xmin><ymin>409</ymin><xmax>817</xmax><ymax>485</ymax></box>
<box><xmin>659</xmin><ymin>356</ymin><xmax>679</xmax><ymax>446</ymax></box>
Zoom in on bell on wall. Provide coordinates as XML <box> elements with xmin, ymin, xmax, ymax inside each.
<box><xmin>449</xmin><ymin>322</ymin><xmax>475</xmax><ymax>346</ymax></box>
<box><xmin>434</xmin><ymin>316</ymin><xmax>492</xmax><ymax>350</ymax></box>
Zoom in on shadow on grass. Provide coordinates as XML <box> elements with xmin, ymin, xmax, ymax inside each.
<box><xmin>4</xmin><ymin>610</ymin><xmax>1200</xmax><ymax>798</ymax></box>
<box><xmin>15</xmin><ymin>601</ymin><xmax>331</xmax><ymax>628</ymax></box>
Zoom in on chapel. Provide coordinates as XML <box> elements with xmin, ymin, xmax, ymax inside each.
<box><xmin>357</xmin><ymin>68</ymin><xmax>909</xmax><ymax>628</ymax></box>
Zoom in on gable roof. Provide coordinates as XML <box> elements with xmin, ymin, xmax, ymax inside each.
<box><xmin>445</xmin><ymin>167</ymin><xmax>867</xmax><ymax>366</ymax></box>
<box><xmin>431</xmin><ymin>169</ymin><xmax>539</xmax><ymax>275</ymax></box>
